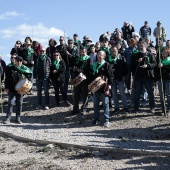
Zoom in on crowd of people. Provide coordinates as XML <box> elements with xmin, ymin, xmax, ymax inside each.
<box><xmin>1</xmin><ymin>20</ymin><xmax>169</xmax><ymax>127</ymax></box>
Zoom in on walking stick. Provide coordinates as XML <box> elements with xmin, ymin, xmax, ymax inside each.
<box><xmin>158</xmin><ymin>36</ymin><xmax>167</xmax><ymax>116</ymax></box>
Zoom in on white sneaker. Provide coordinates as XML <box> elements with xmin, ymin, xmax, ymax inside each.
<box><xmin>45</xmin><ymin>106</ymin><xmax>49</xmax><ymax>110</ymax></box>
<box><xmin>104</xmin><ymin>121</ymin><xmax>109</xmax><ymax>128</ymax></box>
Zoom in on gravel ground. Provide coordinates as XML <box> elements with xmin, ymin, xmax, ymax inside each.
<box><xmin>0</xmin><ymin>87</ymin><xmax>170</xmax><ymax>169</ymax></box>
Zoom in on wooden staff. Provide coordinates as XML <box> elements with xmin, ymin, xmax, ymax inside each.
<box><xmin>158</xmin><ymin>36</ymin><xmax>167</xmax><ymax>116</ymax></box>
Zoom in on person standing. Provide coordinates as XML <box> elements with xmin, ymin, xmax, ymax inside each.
<box><xmin>21</xmin><ymin>40</ymin><xmax>36</xmax><ymax>95</ymax></box>
<box><xmin>50</xmin><ymin>51</ymin><xmax>69</xmax><ymax>106</ymax></box>
<box><xmin>3</xmin><ymin>56</ymin><xmax>32</xmax><ymax>124</ymax></box>
<box><xmin>72</xmin><ymin>48</ymin><xmax>91</xmax><ymax>114</ymax></box>
<box><xmin>153</xmin><ymin>21</ymin><xmax>166</xmax><ymax>45</ymax></box>
<box><xmin>109</xmin><ymin>47</ymin><xmax>128</xmax><ymax>114</ymax></box>
<box><xmin>139</xmin><ymin>21</ymin><xmax>151</xmax><ymax>40</ymax></box>
<box><xmin>91</xmin><ymin>51</ymin><xmax>112</xmax><ymax>127</ymax></box>
<box><xmin>36</xmin><ymin>47</ymin><xmax>51</xmax><ymax>110</ymax></box>
<box><xmin>131</xmin><ymin>42</ymin><xmax>157</xmax><ymax>113</ymax></box>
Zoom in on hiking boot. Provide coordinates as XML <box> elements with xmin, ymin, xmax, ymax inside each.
<box><xmin>92</xmin><ymin>119</ymin><xmax>100</xmax><ymax>125</ymax></box>
<box><xmin>133</xmin><ymin>107</ymin><xmax>139</xmax><ymax>114</ymax></box>
<box><xmin>112</xmin><ymin>108</ymin><xmax>120</xmax><ymax>114</ymax></box>
<box><xmin>36</xmin><ymin>105</ymin><xmax>42</xmax><ymax>110</ymax></box>
<box><xmin>3</xmin><ymin>117</ymin><xmax>11</xmax><ymax>124</ymax></box>
<box><xmin>71</xmin><ymin>110</ymin><xmax>79</xmax><ymax>115</ymax></box>
<box><xmin>123</xmin><ymin>108</ymin><xmax>129</xmax><ymax>114</ymax></box>
<box><xmin>64</xmin><ymin>100</ymin><xmax>71</xmax><ymax>107</ymax></box>
<box><xmin>15</xmin><ymin>117</ymin><xmax>22</xmax><ymax>124</ymax></box>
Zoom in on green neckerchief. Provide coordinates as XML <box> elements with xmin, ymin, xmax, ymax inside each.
<box><xmin>27</xmin><ymin>48</ymin><xmax>34</xmax><ymax>58</ymax></box>
<box><xmin>133</xmin><ymin>49</ymin><xmax>139</xmax><ymax>54</ymax></box>
<box><xmin>39</xmin><ymin>54</ymin><xmax>46</xmax><ymax>61</ymax></box>
<box><xmin>100</xmin><ymin>46</ymin><xmax>111</xmax><ymax>54</ymax></box>
<box><xmin>7</xmin><ymin>63</ymin><xmax>14</xmax><ymax>67</ymax></box>
<box><xmin>109</xmin><ymin>55</ymin><xmax>119</xmax><ymax>64</ymax></box>
<box><xmin>162</xmin><ymin>56</ymin><xmax>170</xmax><ymax>66</ymax></box>
<box><xmin>15</xmin><ymin>64</ymin><xmax>32</xmax><ymax>78</ymax></box>
<box><xmin>76</xmin><ymin>55</ymin><xmax>90</xmax><ymax>64</ymax></box>
<box><xmin>74</xmin><ymin>40</ymin><xmax>79</xmax><ymax>45</ymax></box>
<box><xmin>93</xmin><ymin>60</ymin><xmax>106</xmax><ymax>75</ymax></box>
<box><xmin>53</xmin><ymin>60</ymin><xmax>60</xmax><ymax>70</ymax></box>
<box><xmin>76</xmin><ymin>55</ymin><xmax>90</xmax><ymax>68</ymax></box>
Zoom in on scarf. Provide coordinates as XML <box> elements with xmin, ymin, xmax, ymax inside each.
<box><xmin>39</xmin><ymin>54</ymin><xmax>46</xmax><ymax>61</ymax></box>
<box><xmin>74</xmin><ymin>40</ymin><xmax>79</xmax><ymax>45</ymax></box>
<box><xmin>133</xmin><ymin>49</ymin><xmax>139</xmax><ymax>54</ymax></box>
<box><xmin>109</xmin><ymin>55</ymin><xmax>119</xmax><ymax>64</ymax></box>
<box><xmin>15</xmin><ymin>64</ymin><xmax>32</xmax><ymax>77</ymax></box>
<box><xmin>76</xmin><ymin>55</ymin><xmax>90</xmax><ymax>64</ymax></box>
<box><xmin>27</xmin><ymin>48</ymin><xmax>34</xmax><ymax>58</ymax></box>
<box><xmin>162</xmin><ymin>56</ymin><xmax>170</xmax><ymax>66</ymax></box>
<box><xmin>93</xmin><ymin>60</ymin><xmax>106</xmax><ymax>75</ymax></box>
<box><xmin>53</xmin><ymin>60</ymin><xmax>60</xmax><ymax>70</ymax></box>
<box><xmin>100</xmin><ymin>46</ymin><xmax>111</xmax><ymax>54</ymax></box>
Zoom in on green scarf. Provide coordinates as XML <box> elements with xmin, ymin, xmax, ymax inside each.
<box><xmin>133</xmin><ymin>49</ymin><xmax>139</xmax><ymax>54</ymax></box>
<box><xmin>162</xmin><ymin>56</ymin><xmax>170</xmax><ymax>66</ymax></box>
<box><xmin>15</xmin><ymin>64</ymin><xmax>32</xmax><ymax>78</ymax></box>
<box><xmin>76</xmin><ymin>55</ymin><xmax>90</xmax><ymax>68</ymax></box>
<box><xmin>93</xmin><ymin>60</ymin><xmax>106</xmax><ymax>75</ymax></box>
<box><xmin>74</xmin><ymin>40</ymin><xmax>79</xmax><ymax>45</ymax></box>
<box><xmin>100</xmin><ymin>46</ymin><xmax>111</xmax><ymax>54</ymax></box>
<box><xmin>27</xmin><ymin>48</ymin><xmax>34</xmax><ymax>58</ymax></box>
<box><xmin>109</xmin><ymin>55</ymin><xmax>119</xmax><ymax>64</ymax></box>
<box><xmin>76</xmin><ymin>55</ymin><xmax>90</xmax><ymax>64</ymax></box>
<box><xmin>39</xmin><ymin>54</ymin><xmax>46</xmax><ymax>61</ymax></box>
<box><xmin>53</xmin><ymin>60</ymin><xmax>60</xmax><ymax>70</ymax></box>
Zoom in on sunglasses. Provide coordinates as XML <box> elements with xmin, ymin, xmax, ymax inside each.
<box><xmin>60</xmin><ymin>40</ymin><xmax>64</xmax><ymax>41</ymax></box>
<box><xmin>40</xmin><ymin>50</ymin><xmax>45</xmax><ymax>52</ymax></box>
<box><xmin>68</xmin><ymin>42</ymin><xmax>73</xmax><ymax>44</ymax></box>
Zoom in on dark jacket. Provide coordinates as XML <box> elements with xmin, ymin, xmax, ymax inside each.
<box><xmin>155</xmin><ymin>57</ymin><xmax>170</xmax><ymax>81</ymax></box>
<box><xmin>56</xmin><ymin>44</ymin><xmax>69</xmax><ymax>70</ymax></box>
<box><xmin>46</xmin><ymin>46</ymin><xmax>56</xmax><ymax>61</ymax></box>
<box><xmin>5</xmin><ymin>64</ymin><xmax>32</xmax><ymax>93</ymax></box>
<box><xmin>10</xmin><ymin>47</ymin><xmax>23</xmax><ymax>56</ymax></box>
<box><xmin>67</xmin><ymin>45</ymin><xmax>79</xmax><ymax>68</ymax></box>
<box><xmin>121</xmin><ymin>25</ymin><xmax>135</xmax><ymax>40</ymax></box>
<box><xmin>50</xmin><ymin>60</ymin><xmax>66</xmax><ymax>82</ymax></box>
<box><xmin>108</xmin><ymin>54</ymin><xmax>128</xmax><ymax>81</ymax></box>
<box><xmin>131</xmin><ymin>51</ymin><xmax>157</xmax><ymax>80</ymax></box>
<box><xmin>74</xmin><ymin>57</ymin><xmax>91</xmax><ymax>84</ymax></box>
<box><xmin>36</xmin><ymin>55</ymin><xmax>51</xmax><ymax>80</ymax></box>
<box><xmin>90</xmin><ymin>61</ymin><xmax>113</xmax><ymax>87</ymax></box>
<box><xmin>74</xmin><ymin>40</ymin><xmax>83</xmax><ymax>55</ymax></box>
<box><xmin>21</xmin><ymin>47</ymin><xmax>36</xmax><ymax>67</ymax></box>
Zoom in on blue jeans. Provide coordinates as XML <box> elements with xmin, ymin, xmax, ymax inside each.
<box><xmin>28</xmin><ymin>66</ymin><xmax>34</xmax><ymax>89</ymax></box>
<box><xmin>111</xmin><ymin>80</ymin><xmax>128</xmax><ymax>109</ymax></box>
<box><xmin>126</xmin><ymin>66</ymin><xmax>132</xmax><ymax>90</ymax></box>
<box><xmin>158</xmin><ymin>80</ymin><xmax>170</xmax><ymax>111</ymax></box>
<box><xmin>93</xmin><ymin>93</ymin><xmax>109</xmax><ymax>122</ymax></box>
<box><xmin>134</xmin><ymin>79</ymin><xmax>155</xmax><ymax>108</ymax></box>
<box><xmin>36</xmin><ymin>79</ymin><xmax>50</xmax><ymax>105</ymax></box>
<box><xmin>7</xmin><ymin>92</ymin><xmax>23</xmax><ymax>117</ymax></box>
<box><xmin>51</xmin><ymin>79</ymin><xmax>67</xmax><ymax>103</ymax></box>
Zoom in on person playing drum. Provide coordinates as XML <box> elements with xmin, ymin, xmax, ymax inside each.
<box><xmin>3</xmin><ymin>56</ymin><xmax>32</xmax><ymax>124</ymax></box>
<box><xmin>90</xmin><ymin>50</ymin><xmax>113</xmax><ymax>127</ymax></box>
<box><xmin>72</xmin><ymin>48</ymin><xmax>91</xmax><ymax>115</ymax></box>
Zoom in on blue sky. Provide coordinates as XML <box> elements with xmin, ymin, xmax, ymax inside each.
<box><xmin>0</xmin><ymin>0</ymin><xmax>169</xmax><ymax>64</ymax></box>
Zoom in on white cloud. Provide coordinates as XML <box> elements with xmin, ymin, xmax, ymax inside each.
<box><xmin>0</xmin><ymin>23</ymin><xmax>65</xmax><ymax>41</ymax></box>
<box><xmin>0</xmin><ymin>11</ymin><xmax>24</xmax><ymax>20</ymax></box>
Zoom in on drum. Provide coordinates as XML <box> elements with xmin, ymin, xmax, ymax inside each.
<box><xmin>15</xmin><ymin>78</ymin><xmax>32</xmax><ymax>95</ymax></box>
<box><xmin>88</xmin><ymin>76</ymin><xmax>106</xmax><ymax>93</ymax></box>
<box><xmin>72</xmin><ymin>73</ymin><xmax>86</xmax><ymax>87</ymax></box>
